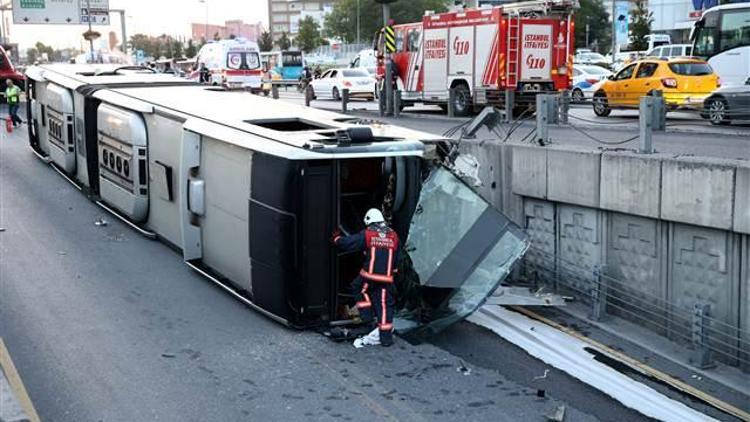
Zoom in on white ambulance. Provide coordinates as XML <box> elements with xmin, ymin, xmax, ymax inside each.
<box><xmin>192</xmin><ymin>38</ymin><xmax>263</xmax><ymax>91</ymax></box>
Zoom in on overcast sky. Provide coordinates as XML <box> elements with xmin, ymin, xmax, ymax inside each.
<box><xmin>4</xmin><ymin>0</ymin><xmax>269</xmax><ymax>50</ymax></box>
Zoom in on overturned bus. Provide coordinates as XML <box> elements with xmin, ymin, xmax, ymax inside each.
<box><xmin>25</xmin><ymin>64</ymin><xmax>529</xmax><ymax>336</ymax></box>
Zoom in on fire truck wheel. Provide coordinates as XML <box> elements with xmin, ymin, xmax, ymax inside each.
<box><xmin>332</xmin><ymin>87</ymin><xmax>341</xmax><ymax>101</ymax></box>
<box><xmin>593</xmin><ymin>92</ymin><xmax>611</xmax><ymax>117</ymax></box>
<box><xmin>452</xmin><ymin>84</ymin><xmax>472</xmax><ymax>117</ymax></box>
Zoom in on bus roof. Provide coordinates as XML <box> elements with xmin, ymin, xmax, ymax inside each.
<box><xmin>703</xmin><ymin>2</ymin><xmax>750</xmax><ymax>14</ymax></box>
<box><xmin>96</xmin><ymin>85</ymin><xmax>438</xmax><ymax>159</ymax></box>
<box><xmin>26</xmin><ymin>64</ymin><xmax>194</xmax><ymax>90</ymax></box>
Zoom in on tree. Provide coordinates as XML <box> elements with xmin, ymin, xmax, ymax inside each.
<box><xmin>185</xmin><ymin>39</ymin><xmax>197</xmax><ymax>58</ymax></box>
<box><xmin>172</xmin><ymin>39</ymin><xmax>184</xmax><ymax>58</ymax></box>
<box><xmin>277</xmin><ymin>31</ymin><xmax>291</xmax><ymax>50</ymax></box>
<box><xmin>296</xmin><ymin>16</ymin><xmax>322</xmax><ymax>53</ymax></box>
<box><xmin>324</xmin><ymin>0</ymin><xmax>448</xmax><ymax>44</ymax></box>
<box><xmin>574</xmin><ymin>0</ymin><xmax>611</xmax><ymax>52</ymax></box>
<box><xmin>628</xmin><ymin>0</ymin><xmax>653</xmax><ymax>51</ymax></box>
<box><xmin>258</xmin><ymin>30</ymin><xmax>274</xmax><ymax>51</ymax></box>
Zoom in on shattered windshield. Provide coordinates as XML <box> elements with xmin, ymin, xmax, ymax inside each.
<box><xmin>395</xmin><ymin>167</ymin><xmax>529</xmax><ymax>337</ymax></box>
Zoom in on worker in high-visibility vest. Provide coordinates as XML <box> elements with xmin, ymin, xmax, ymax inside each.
<box><xmin>5</xmin><ymin>79</ymin><xmax>22</xmax><ymax>127</ymax></box>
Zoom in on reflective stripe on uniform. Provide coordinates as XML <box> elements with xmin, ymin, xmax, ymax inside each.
<box><xmin>359</xmin><ymin>269</ymin><xmax>393</xmax><ymax>283</ymax></box>
<box><xmin>381</xmin><ymin>289</ymin><xmax>387</xmax><ymax>326</ymax></box>
<box><xmin>359</xmin><ymin>282</ymin><xmax>371</xmax><ymax>308</ymax></box>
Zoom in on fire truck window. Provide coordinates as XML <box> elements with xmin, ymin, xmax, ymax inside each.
<box><xmin>396</xmin><ymin>31</ymin><xmax>405</xmax><ymax>52</ymax></box>
<box><xmin>407</xmin><ymin>29</ymin><xmax>420</xmax><ymax>52</ymax></box>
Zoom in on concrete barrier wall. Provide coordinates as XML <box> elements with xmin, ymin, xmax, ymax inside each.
<box><xmin>460</xmin><ymin>140</ymin><xmax>748</xmax><ymax>367</ymax></box>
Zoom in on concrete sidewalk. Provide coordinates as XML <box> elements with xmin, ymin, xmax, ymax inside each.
<box><xmin>0</xmin><ymin>339</ymin><xmax>38</xmax><ymax>422</ymax></box>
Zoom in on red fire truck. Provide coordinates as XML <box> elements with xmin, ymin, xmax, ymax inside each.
<box><xmin>377</xmin><ymin>0</ymin><xmax>576</xmax><ymax>116</ymax></box>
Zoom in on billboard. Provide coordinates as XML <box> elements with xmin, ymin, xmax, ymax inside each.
<box><xmin>614</xmin><ymin>1</ymin><xmax>630</xmax><ymax>45</ymax></box>
<box><xmin>12</xmin><ymin>0</ymin><xmax>109</xmax><ymax>25</ymax></box>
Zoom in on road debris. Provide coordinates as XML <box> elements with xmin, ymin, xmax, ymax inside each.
<box><xmin>94</xmin><ymin>218</ymin><xmax>108</xmax><ymax>227</ymax></box>
<box><xmin>546</xmin><ymin>404</ymin><xmax>566</xmax><ymax>421</ymax></box>
<box><xmin>457</xmin><ymin>360</ymin><xmax>471</xmax><ymax>375</ymax></box>
<box><xmin>0</xmin><ymin>227</ymin><xmax>6</xmax><ymax>232</ymax></box>
<box><xmin>534</xmin><ymin>369</ymin><xmax>550</xmax><ymax>380</ymax></box>
<box><xmin>161</xmin><ymin>353</ymin><xmax>176</xmax><ymax>358</ymax></box>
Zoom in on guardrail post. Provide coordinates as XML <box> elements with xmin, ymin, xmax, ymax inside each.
<box><xmin>504</xmin><ymin>89</ymin><xmax>514</xmax><ymax>123</ymax></box>
<box><xmin>591</xmin><ymin>265</ymin><xmax>608</xmax><ymax>321</ymax></box>
<box><xmin>652</xmin><ymin>90</ymin><xmax>666</xmax><ymax>131</ymax></box>
<box><xmin>271</xmin><ymin>83</ymin><xmax>279</xmax><ymax>99</ymax></box>
<box><xmin>691</xmin><ymin>303</ymin><xmax>715</xmax><ymax>369</ymax></box>
<box><xmin>394</xmin><ymin>90</ymin><xmax>401</xmax><ymax>118</ymax></box>
<box><xmin>638</xmin><ymin>96</ymin><xmax>654</xmax><ymax>153</ymax></box>
<box><xmin>535</xmin><ymin>94</ymin><xmax>550</xmax><ymax>145</ymax></box>
<box><xmin>341</xmin><ymin>88</ymin><xmax>349</xmax><ymax>113</ymax></box>
<box><xmin>304</xmin><ymin>85</ymin><xmax>313</xmax><ymax>107</ymax></box>
<box><xmin>559</xmin><ymin>90</ymin><xmax>570</xmax><ymax>124</ymax></box>
<box><xmin>447</xmin><ymin>88</ymin><xmax>456</xmax><ymax>118</ymax></box>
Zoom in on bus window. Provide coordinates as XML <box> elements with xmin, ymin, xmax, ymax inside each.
<box><xmin>693</xmin><ymin>12</ymin><xmax>718</xmax><ymax>57</ymax></box>
<box><xmin>719</xmin><ymin>9</ymin><xmax>750</xmax><ymax>53</ymax></box>
<box><xmin>282</xmin><ymin>52</ymin><xmax>302</xmax><ymax>67</ymax></box>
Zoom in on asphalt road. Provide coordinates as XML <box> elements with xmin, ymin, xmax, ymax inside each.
<box><xmin>0</xmin><ymin>123</ymin><xmax>661</xmax><ymax>420</ymax></box>
<box><xmin>275</xmin><ymin>90</ymin><xmax>750</xmax><ymax>160</ymax></box>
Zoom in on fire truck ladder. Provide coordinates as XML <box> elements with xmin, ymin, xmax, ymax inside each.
<box><xmin>506</xmin><ymin>13</ymin><xmax>521</xmax><ymax>86</ymax></box>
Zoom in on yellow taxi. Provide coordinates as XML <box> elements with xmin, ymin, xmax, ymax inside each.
<box><xmin>592</xmin><ymin>57</ymin><xmax>719</xmax><ymax>116</ymax></box>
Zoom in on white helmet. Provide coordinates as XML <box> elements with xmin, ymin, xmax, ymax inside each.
<box><xmin>364</xmin><ymin>208</ymin><xmax>385</xmax><ymax>225</ymax></box>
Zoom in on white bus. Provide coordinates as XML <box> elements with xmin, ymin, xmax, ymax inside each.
<box><xmin>24</xmin><ymin>63</ymin><xmax>529</xmax><ymax>333</ymax></box>
<box><xmin>691</xmin><ymin>3</ymin><xmax>750</xmax><ymax>87</ymax></box>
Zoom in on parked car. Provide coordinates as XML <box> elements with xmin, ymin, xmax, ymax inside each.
<box><xmin>646</xmin><ymin>44</ymin><xmax>693</xmax><ymax>58</ymax></box>
<box><xmin>309</xmin><ymin>68</ymin><xmax>376</xmax><ymax>101</ymax></box>
<box><xmin>592</xmin><ymin>57</ymin><xmax>719</xmax><ymax>116</ymax></box>
<box><xmin>574</xmin><ymin>52</ymin><xmax>610</xmax><ymax>68</ymax></box>
<box><xmin>571</xmin><ymin>64</ymin><xmax>613</xmax><ymax>102</ymax></box>
<box><xmin>701</xmin><ymin>77</ymin><xmax>750</xmax><ymax>125</ymax></box>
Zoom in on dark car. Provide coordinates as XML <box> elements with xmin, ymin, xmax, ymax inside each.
<box><xmin>702</xmin><ymin>78</ymin><xmax>750</xmax><ymax>125</ymax></box>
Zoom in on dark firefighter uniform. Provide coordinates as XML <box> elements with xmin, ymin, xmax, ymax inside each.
<box><xmin>334</xmin><ymin>222</ymin><xmax>400</xmax><ymax>345</ymax></box>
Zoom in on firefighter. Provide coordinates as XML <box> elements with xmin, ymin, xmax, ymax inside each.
<box><xmin>332</xmin><ymin>208</ymin><xmax>399</xmax><ymax>348</ymax></box>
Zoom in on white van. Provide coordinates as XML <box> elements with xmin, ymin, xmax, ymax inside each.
<box><xmin>647</xmin><ymin>44</ymin><xmax>693</xmax><ymax>58</ymax></box>
<box><xmin>192</xmin><ymin>38</ymin><xmax>262</xmax><ymax>91</ymax></box>
<box><xmin>349</xmin><ymin>49</ymin><xmax>377</xmax><ymax>75</ymax></box>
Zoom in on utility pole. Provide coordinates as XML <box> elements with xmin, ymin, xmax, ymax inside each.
<box><xmin>111</xmin><ymin>9</ymin><xmax>127</xmax><ymax>55</ymax></box>
<box><xmin>611</xmin><ymin>0</ymin><xmax>617</xmax><ymax>66</ymax></box>
<box><xmin>86</xmin><ymin>0</ymin><xmax>95</xmax><ymax>62</ymax></box>
<box><xmin>356</xmin><ymin>0</ymin><xmax>361</xmax><ymax>45</ymax></box>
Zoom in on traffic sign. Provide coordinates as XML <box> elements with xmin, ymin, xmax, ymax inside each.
<box><xmin>384</xmin><ymin>25</ymin><xmax>396</xmax><ymax>53</ymax></box>
<box><xmin>12</xmin><ymin>0</ymin><xmax>109</xmax><ymax>25</ymax></box>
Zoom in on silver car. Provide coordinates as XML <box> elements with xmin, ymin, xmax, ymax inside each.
<box><xmin>701</xmin><ymin>78</ymin><xmax>750</xmax><ymax>125</ymax></box>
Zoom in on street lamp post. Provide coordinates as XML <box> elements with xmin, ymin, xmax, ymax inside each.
<box><xmin>199</xmin><ymin>0</ymin><xmax>209</xmax><ymax>41</ymax></box>
<box><xmin>86</xmin><ymin>0</ymin><xmax>95</xmax><ymax>62</ymax></box>
<box><xmin>356</xmin><ymin>0</ymin><xmax>361</xmax><ymax>45</ymax></box>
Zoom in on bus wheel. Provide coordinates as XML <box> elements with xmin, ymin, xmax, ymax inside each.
<box><xmin>452</xmin><ymin>84</ymin><xmax>471</xmax><ymax>117</ymax></box>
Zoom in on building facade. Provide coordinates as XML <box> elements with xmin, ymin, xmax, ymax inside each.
<box><xmin>267</xmin><ymin>0</ymin><xmax>338</xmax><ymax>41</ymax></box>
<box><xmin>191</xmin><ymin>20</ymin><xmax>264</xmax><ymax>42</ymax></box>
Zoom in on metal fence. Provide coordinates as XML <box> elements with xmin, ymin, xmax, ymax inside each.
<box><xmin>521</xmin><ymin>244</ymin><xmax>749</xmax><ymax>371</ymax></box>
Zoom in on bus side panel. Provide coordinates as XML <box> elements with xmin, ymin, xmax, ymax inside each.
<box><xmin>97</xmin><ymin>104</ymin><xmax>149</xmax><ymax>223</ymax></box>
<box><xmin>73</xmin><ymin>92</ymin><xmax>90</xmax><ymax>187</ymax></box>
<box><xmin>46</xmin><ymin>83</ymin><xmax>76</xmax><ymax>173</ymax></box>
<box><xmin>144</xmin><ymin>115</ymin><xmax>184</xmax><ymax>247</ymax></box>
<box><xmin>35</xmin><ymin>81</ymin><xmax>50</xmax><ymax>156</ymax></box>
<box><xmin>198</xmin><ymin>136</ymin><xmax>252</xmax><ymax>294</ymax></box>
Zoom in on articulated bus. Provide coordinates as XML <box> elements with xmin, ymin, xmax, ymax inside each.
<box><xmin>691</xmin><ymin>2</ymin><xmax>750</xmax><ymax>86</ymax></box>
<box><xmin>24</xmin><ymin>64</ymin><xmax>528</xmax><ymax>337</ymax></box>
